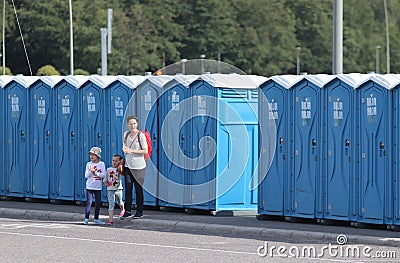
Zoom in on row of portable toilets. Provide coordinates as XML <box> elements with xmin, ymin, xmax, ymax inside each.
<box><xmin>1</xmin><ymin>73</ymin><xmax>399</xmax><ymax>227</ymax></box>
<box><xmin>0</xmin><ymin>73</ymin><xmax>265</xmax><ymax>214</ymax></box>
<box><xmin>258</xmin><ymin>73</ymin><xmax>400</xmax><ymax>228</ymax></box>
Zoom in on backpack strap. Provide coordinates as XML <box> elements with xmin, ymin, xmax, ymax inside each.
<box><xmin>123</xmin><ymin>131</ymin><xmax>129</xmax><ymax>145</ymax></box>
<box><xmin>124</xmin><ymin>131</ymin><xmax>138</xmax><ymax>149</ymax></box>
<box><xmin>137</xmin><ymin>130</ymin><xmax>143</xmax><ymax>150</ymax></box>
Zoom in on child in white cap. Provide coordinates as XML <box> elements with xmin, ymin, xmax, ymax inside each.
<box><xmin>83</xmin><ymin>146</ymin><xmax>106</xmax><ymax>225</ymax></box>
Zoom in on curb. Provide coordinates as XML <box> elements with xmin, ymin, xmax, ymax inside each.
<box><xmin>0</xmin><ymin>207</ymin><xmax>399</xmax><ymax>248</ymax></box>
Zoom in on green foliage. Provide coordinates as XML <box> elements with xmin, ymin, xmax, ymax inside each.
<box><xmin>74</xmin><ymin>68</ymin><xmax>90</xmax><ymax>75</ymax></box>
<box><xmin>5</xmin><ymin>0</ymin><xmax>400</xmax><ymax>75</ymax></box>
<box><xmin>36</xmin><ymin>65</ymin><xmax>60</xmax><ymax>76</ymax></box>
<box><xmin>0</xmin><ymin>66</ymin><xmax>13</xmax><ymax>75</ymax></box>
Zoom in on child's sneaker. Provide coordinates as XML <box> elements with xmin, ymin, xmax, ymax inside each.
<box><xmin>107</xmin><ymin>221</ymin><xmax>113</xmax><ymax>226</ymax></box>
<box><xmin>83</xmin><ymin>218</ymin><xmax>89</xmax><ymax>225</ymax></box>
<box><xmin>93</xmin><ymin>219</ymin><xmax>105</xmax><ymax>225</ymax></box>
<box><xmin>119</xmin><ymin>210</ymin><xmax>125</xmax><ymax>217</ymax></box>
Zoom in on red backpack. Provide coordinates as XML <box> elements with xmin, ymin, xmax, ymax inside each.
<box><xmin>124</xmin><ymin>130</ymin><xmax>152</xmax><ymax>160</ymax></box>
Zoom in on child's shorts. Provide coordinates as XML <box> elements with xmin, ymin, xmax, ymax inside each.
<box><xmin>107</xmin><ymin>189</ymin><xmax>124</xmax><ymax>210</ymax></box>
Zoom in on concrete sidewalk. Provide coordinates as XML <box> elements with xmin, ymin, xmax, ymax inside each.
<box><xmin>0</xmin><ymin>200</ymin><xmax>399</xmax><ymax>248</ymax></box>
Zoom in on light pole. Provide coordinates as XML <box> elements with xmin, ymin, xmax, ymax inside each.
<box><xmin>217</xmin><ymin>51</ymin><xmax>221</xmax><ymax>73</ymax></box>
<box><xmin>376</xmin><ymin>45</ymin><xmax>381</xmax><ymax>73</ymax></box>
<box><xmin>296</xmin><ymin>47</ymin><xmax>301</xmax><ymax>75</ymax></box>
<box><xmin>384</xmin><ymin>0</ymin><xmax>390</xmax><ymax>73</ymax></box>
<box><xmin>2</xmin><ymin>0</ymin><xmax>5</xmax><ymax>75</ymax></box>
<box><xmin>200</xmin><ymin>54</ymin><xmax>205</xmax><ymax>74</ymax></box>
<box><xmin>69</xmin><ymin>0</ymin><xmax>74</xmax><ymax>75</ymax></box>
<box><xmin>181</xmin><ymin>59</ymin><xmax>187</xmax><ymax>75</ymax></box>
<box><xmin>333</xmin><ymin>0</ymin><xmax>343</xmax><ymax>74</ymax></box>
<box><xmin>100</xmin><ymin>28</ymin><xmax>107</xmax><ymax>75</ymax></box>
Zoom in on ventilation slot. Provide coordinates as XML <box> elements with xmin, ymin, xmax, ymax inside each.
<box><xmin>221</xmin><ymin>89</ymin><xmax>247</xmax><ymax>98</ymax></box>
<box><xmin>250</xmin><ymin>90</ymin><xmax>258</xmax><ymax>99</ymax></box>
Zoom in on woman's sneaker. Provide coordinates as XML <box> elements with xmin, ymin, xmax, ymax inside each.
<box><xmin>133</xmin><ymin>211</ymin><xmax>143</xmax><ymax>218</ymax></box>
<box><xmin>120</xmin><ymin>211</ymin><xmax>133</xmax><ymax>220</ymax></box>
<box><xmin>94</xmin><ymin>219</ymin><xmax>105</xmax><ymax>225</ymax></box>
<box><xmin>82</xmin><ymin>218</ymin><xmax>89</xmax><ymax>225</ymax></box>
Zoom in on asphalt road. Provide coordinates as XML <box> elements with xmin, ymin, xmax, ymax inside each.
<box><xmin>1</xmin><ymin>217</ymin><xmax>399</xmax><ymax>263</ymax></box>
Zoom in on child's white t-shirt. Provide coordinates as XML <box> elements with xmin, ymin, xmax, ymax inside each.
<box><xmin>103</xmin><ymin>167</ymin><xmax>123</xmax><ymax>191</ymax></box>
<box><xmin>85</xmin><ymin>161</ymin><xmax>106</xmax><ymax>190</ymax></box>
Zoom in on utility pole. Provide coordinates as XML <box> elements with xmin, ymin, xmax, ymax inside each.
<box><xmin>333</xmin><ymin>0</ymin><xmax>343</xmax><ymax>74</ymax></box>
<box><xmin>101</xmin><ymin>9</ymin><xmax>112</xmax><ymax>76</ymax></box>
<box><xmin>2</xmin><ymin>0</ymin><xmax>5</xmax><ymax>75</ymax></box>
<box><xmin>69</xmin><ymin>0</ymin><xmax>74</xmax><ymax>75</ymax></box>
<box><xmin>100</xmin><ymin>28</ymin><xmax>107</xmax><ymax>76</ymax></box>
<box><xmin>384</xmin><ymin>0</ymin><xmax>390</xmax><ymax>73</ymax></box>
<box><xmin>296</xmin><ymin>47</ymin><xmax>301</xmax><ymax>75</ymax></box>
<box><xmin>376</xmin><ymin>45</ymin><xmax>380</xmax><ymax>73</ymax></box>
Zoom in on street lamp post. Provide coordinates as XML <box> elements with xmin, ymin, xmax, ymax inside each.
<box><xmin>376</xmin><ymin>45</ymin><xmax>381</xmax><ymax>73</ymax></box>
<box><xmin>69</xmin><ymin>0</ymin><xmax>74</xmax><ymax>75</ymax></box>
<box><xmin>296</xmin><ymin>47</ymin><xmax>301</xmax><ymax>75</ymax></box>
<box><xmin>200</xmin><ymin>54</ymin><xmax>205</xmax><ymax>74</ymax></box>
<box><xmin>384</xmin><ymin>0</ymin><xmax>390</xmax><ymax>73</ymax></box>
<box><xmin>181</xmin><ymin>59</ymin><xmax>187</xmax><ymax>75</ymax></box>
<box><xmin>2</xmin><ymin>0</ymin><xmax>5</xmax><ymax>75</ymax></box>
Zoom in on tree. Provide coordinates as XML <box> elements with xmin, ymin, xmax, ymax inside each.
<box><xmin>179</xmin><ymin>0</ymin><xmax>239</xmax><ymax>64</ymax></box>
<box><xmin>4</xmin><ymin>0</ymin><xmax>400</xmax><ymax>75</ymax></box>
<box><xmin>74</xmin><ymin>68</ymin><xmax>90</xmax><ymax>75</ymax></box>
<box><xmin>229</xmin><ymin>0</ymin><xmax>297</xmax><ymax>75</ymax></box>
<box><xmin>0</xmin><ymin>66</ymin><xmax>13</xmax><ymax>75</ymax></box>
<box><xmin>287</xmin><ymin>0</ymin><xmax>333</xmax><ymax>74</ymax></box>
<box><xmin>36</xmin><ymin>65</ymin><xmax>60</xmax><ymax>76</ymax></box>
<box><xmin>108</xmin><ymin>0</ymin><xmax>184</xmax><ymax>74</ymax></box>
<box><xmin>6</xmin><ymin>0</ymin><xmax>70</xmax><ymax>75</ymax></box>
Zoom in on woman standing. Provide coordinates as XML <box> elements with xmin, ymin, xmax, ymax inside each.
<box><xmin>121</xmin><ymin>115</ymin><xmax>148</xmax><ymax>219</ymax></box>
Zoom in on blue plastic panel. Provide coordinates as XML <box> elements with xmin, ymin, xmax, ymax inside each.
<box><xmin>292</xmin><ymin>80</ymin><xmax>322</xmax><ymax>218</ymax></box>
<box><xmin>325</xmin><ymin>80</ymin><xmax>356</xmax><ymax>221</ymax></box>
<box><xmin>107</xmin><ymin>81</ymin><xmax>133</xmax><ymax>161</ymax></box>
<box><xmin>0</xmin><ymin>86</ymin><xmax>4</xmax><ymax>196</ymax></box>
<box><xmin>5</xmin><ymin>81</ymin><xmax>28</xmax><ymax>197</ymax></box>
<box><xmin>135</xmin><ymin>82</ymin><xmax>161</xmax><ymax>206</ymax></box>
<box><xmin>187</xmin><ymin>81</ymin><xmax>217</xmax><ymax>210</ymax></box>
<box><xmin>258</xmin><ymin>81</ymin><xmax>290</xmax><ymax>216</ymax></box>
<box><xmin>394</xmin><ymin>87</ymin><xmax>400</xmax><ymax>226</ymax></box>
<box><xmin>52</xmin><ymin>81</ymin><xmax>77</xmax><ymax>201</ymax></box>
<box><xmin>28</xmin><ymin>80</ymin><xmax>53</xmax><ymax>199</ymax></box>
<box><xmin>76</xmin><ymin>81</ymin><xmax>105</xmax><ymax>202</ymax></box>
<box><xmin>159</xmin><ymin>84</ymin><xmax>189</xmax><ymax>208</ymax></box>
<box><xmin>358</xmin><ymin>81</ymin><xmax>392</xmax><ymax>225</ymax></box>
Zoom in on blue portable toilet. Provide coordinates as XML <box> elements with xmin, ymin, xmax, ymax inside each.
<box><xmin>107</xmin><ymin>76</ymin><xmax>146</xmax><ymax>159</ymax></box>
<box><xmin>26</xmin><ymin>76</ymin><xmax>62</xmax><ymax>200</ymax></box>
<box><xmin>75</xmin><ymin>75</ymin><xmax>108</xmax><ymax>203</ymax></box>
<box><xmin>0</xmin><ymin>76</ymin><xmax>14</xmax><ymax>197</ymax></box>
<box><xmin>389</xmin><ymin>74</ymin><xmax>400</xmax><ymax>227</ymax></box>
<box><xmin>323</xmin><ymin>74</ymin><xmax>370</xmax><ymax>222</ymax></box>
<box><xmin>51</xmin><ymin>76</ymin><xmax>88</xmax><ymax>201</ymax></box>
<box><xmin>128</xmin><ymin>75</ymin><xmax>172</xmax><ymax>207</ymax></box>
<box><xmin>158</xmin><ymin>75</ymin><xmax>199</xmax><ymax>208</ymax></box>
<box><xmin>89</xmin><ymin>76</ymin><xmax>128</xmax><ymax>203</ymax></box>
<box><xmin>4</xmin><ymin>76</ymin><xmax>38</xmax><ymax>197</ymax></box>
<box><xmin>106</xmin><ymin>75</ymin><xmax>145</xmax><ymax>204</ymax></box>
<box><xmin>258</xmin><ymin>75</ymin><xmax>303</xmax><ymax>217</ymax></box>
<box><xmin>290</xmin><ymin>75</ymin><xmax>335</xmax><ymax>219</ymax></box>
<box><xmin>186</xmin><ymin>74</ymin><xmax>266</xmax><ymax>212</ymax></box>
<box><xmin>356</xmin><ymin>74</ymin><xmax>394</xmax><ymax>225</ymax></box>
